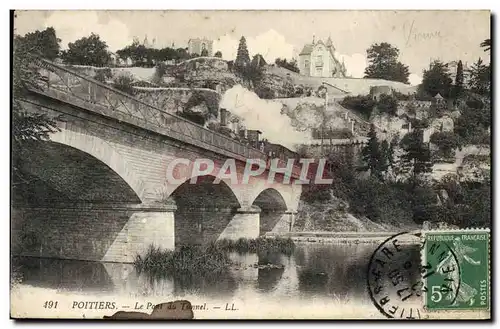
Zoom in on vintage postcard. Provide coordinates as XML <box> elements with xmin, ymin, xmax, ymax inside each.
<box><xmin>10</xmin><ymin>10</ymin><xmax>491</xmax><ymax>320</ymax></box>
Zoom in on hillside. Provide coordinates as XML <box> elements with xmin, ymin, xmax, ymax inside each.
<box><xmin>274</xmin><ymin>96</ymin><xmax>383</xmax><ymax>138</ymax></box>
<box><xmin>267</xmin><ymin>65</ymin><xmax>418</xmax><ymax>96</ymax></box>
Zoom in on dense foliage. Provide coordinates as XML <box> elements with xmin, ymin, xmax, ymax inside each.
<box><xmin>340</xmin><ymin>95</ymin><xmax>376</xmax><ymax>119</ymax></box>
<box><xmin>61</xmin><ymin>33</ymin><xmax>112</xmax><ymax>66</ymax></box>
<box><xmin>430</xmin><ymin>131</ymin><xmax>460</xmax><ymax>158</ymax></box>
<box><xmin>116</xmin><ymin>41</ymin><xmax>191</xmax><ymax>66</ymax></box>
<box><xmin>421</xmin><ymin>60</ymin><xmax>452</xmax><ymax>97</ymax></box>
<box><xmin>13</xmin><ymin>27</ymin><xmax>60</xmax><ymax>61</ymax></box>
<box><xmin>376</xmin><ymin>94</ymin><xmax>398</xmax><ymax>116</ymax></box>
<box><xmin>13</xmin><ymin>28</ymin><xmax>62</xmax><ymax>188</ymax></box>
<box><xmin>364</xmin><ymin>42</ymin><xmax>410</xmax><ymax>84</ymax></box>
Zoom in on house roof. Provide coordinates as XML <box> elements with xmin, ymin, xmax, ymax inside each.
<box><xmin>299</xmin><ymin>40</ymin><xmax>326</xmax><ymax>56</ymax></box>
<box><xmin>299</xmin><ymin>44</ymin><xmax>314</xmax><ymax>56</ymax></box>
<box><xmin>434</xmin><ymin>93</ymin><xmax>444</xmax><ymax>99</ymax></box>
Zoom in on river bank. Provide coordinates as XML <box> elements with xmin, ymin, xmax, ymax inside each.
<box><xmin>265</xmin><ymin>231</ymin><xmax>421</xmax><ymax>245</ymax></box>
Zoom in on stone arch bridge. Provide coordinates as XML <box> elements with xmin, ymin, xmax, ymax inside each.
<box><xmin>12</xmin><ymin>59</ymin><xmax>304</xmax><ymax>263</ymax></box>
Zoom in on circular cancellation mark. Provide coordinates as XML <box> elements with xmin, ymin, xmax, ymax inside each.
<box><xmin>366</xmin><ymin>232</ymin><xmax>461</xmax><ymax>319</ymax></box>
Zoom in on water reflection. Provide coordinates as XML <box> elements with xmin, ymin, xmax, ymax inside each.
<box><xmin>12</xmin><ymin>243</ymin><xmax>421</xmax><ymax>302</ymax></box>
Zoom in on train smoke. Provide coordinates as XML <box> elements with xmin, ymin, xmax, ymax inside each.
<box><xmin>220</xmin><ymin>85</ymin><xmax>311</xmax><ymax>151</ymax></box>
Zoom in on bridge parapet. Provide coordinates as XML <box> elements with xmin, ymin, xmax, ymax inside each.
<box><xmin>30</xmin><ymin>58</ymin><xmax>267</xmax><ymax>162</ymax></box>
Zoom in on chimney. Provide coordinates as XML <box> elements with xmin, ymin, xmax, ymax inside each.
<box><xmin>220</xmin><ymin>108</ymin><xmax>228</xmax><ymax>126</ymax></box>
<box><xmin>312</xmin><ymin>34</ymin><xmax>316</xmax><ymax>45</ymax></box>
<box><xmin>247</xmin><ymin>130</ymin><xmax>262</xmax><ymax>144</ymax></box>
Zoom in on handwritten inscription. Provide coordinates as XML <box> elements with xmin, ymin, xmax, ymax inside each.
<box><xmin>403</xmin><ymin>20</ymin><xmax>442</xmax><ymax>47</ymax></box>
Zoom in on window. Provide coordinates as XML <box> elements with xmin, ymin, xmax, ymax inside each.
<box><xmin>315</xmin><ymin>55</ymin><xmax>323</xmax><ymax>67</ymax></box>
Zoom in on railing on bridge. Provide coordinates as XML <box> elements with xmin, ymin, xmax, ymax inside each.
<box><xmin>29</xmin><ymin>58</ymin><xmax>304</xmax><ymax>178</ymax></box>
<box><xmin>31</xmin><ymin>57</ymin><xmax>267</xmax><ymax>161</ymax></box>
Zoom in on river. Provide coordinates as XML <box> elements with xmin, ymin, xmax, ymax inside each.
<box><xmin>11</xmin><ymin>242</ymin><xmax>423</xmax><ymax>319</ymax></box>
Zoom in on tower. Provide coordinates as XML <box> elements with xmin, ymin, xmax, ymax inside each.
<box><xmin>326</xmin><ymin>35</ymin><xmax>335</xmax><ymax>52</ymax></box>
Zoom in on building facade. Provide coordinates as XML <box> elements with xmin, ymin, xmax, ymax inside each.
<box><xmin>298</xmin><ymin>36</ymin><xmax>347</xmax><ymax>78</ymax></box>
<box><xmin>188</xmin><ymin>38</ymin><xmax>214</xmax><ymax>57</ymax></box>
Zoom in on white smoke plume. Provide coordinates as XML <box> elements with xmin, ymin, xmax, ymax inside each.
<box><xmin>220</xmin><ymin>85</ymin><xmax>311</xmax><ymax>151</ymax></box>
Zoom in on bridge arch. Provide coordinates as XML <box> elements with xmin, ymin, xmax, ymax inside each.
<box><xmin>48</xmin><ymin>129</ymin><xmax>147</xmax><ymax>202</ymax></box>
<box><xmin>12</xmin><ymin>138</ymin><xmax>146</xmax><ymax>261</ymax></box>
<box><xmin>251</xmin><ymin>188</ymin><xmax>288</xmax><ymax>212</ymax></box>
<box><xmin>170</xmin><ymin>175</ymin><xmax>242</xmax><ymax>245</ymax></box>
<box><xmin>251</xmin><ymin>188</ymin><xmax>290</xmax><ymax>236</ymax></box>
<box><xmin>13</xmin><ymin>139</ymin><xmax>142</xmax><ymax>204</ymax></box>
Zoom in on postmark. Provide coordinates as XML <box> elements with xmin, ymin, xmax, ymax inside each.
<box><xmin>422</xmin><ymin>229</ymin><xmax>490</xmax><ymax>311</ymax></box>
<box><xmin>367</xmin><ymin>232</ymin><xmax>460</xmax><ymax>319</ymax></box>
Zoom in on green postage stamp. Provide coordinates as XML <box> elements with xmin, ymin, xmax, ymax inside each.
<box><xmin>422</xmin><ymin>229</ymin><xmax>490</xmax><ymax>311</ymax></box>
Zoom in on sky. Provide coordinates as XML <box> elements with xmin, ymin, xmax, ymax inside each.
<box><xmin>14</xmin><ymin>10</ymin><xmax>491</xmax><ymax>85</ymax></box>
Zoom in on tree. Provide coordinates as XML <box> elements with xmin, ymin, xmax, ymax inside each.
<box><xmin>454</xmin><ymin>95</ymin><xmax>490</xmax><ymax>145</ymax></box>
<box><xmin>480</xmin><ymin>38</ymin><xmax>491</xmax><ymax>52</ymax></box>
<box><xmin>61</xmin><ymin>33</ymin><xmax>111</xmax><ymax>66</ymax></box>
<box><xmin>421</xmin><ymin>60</ymin><xmax>452</xmax><ymax>97</ymax></box>
<box><xmin>387</xmin><ymin>135</ymin><xmax>399</xmax><ymax>170</ymax></box>
<box><xmin>201</xmin><ymin>48</ymin><xmax>209</xmax><ymax>57</ymax></box>
<box><xmin>468</xmin><ymin>58</ymin><xmax>490</xmax><ymax>96</ymax></box>
<box><xmin>12</xmin><ymin>33</ymin><xmax>61</xmax><ymax>186</ymax></box>
<box><xmin>359</xmin><ymin>124</ymin><xmax>388</xmax><ymax>180</ymax></box>
<box><xmin>453</xmin><ymin>60</ymin><xmax>464</xmax><ymax>98</ymax></box>
<box><xmin>364</xmin><ymin>42</ymin><xmax>410</xmax><ymax>84</ymax></box>
<box><xmin>14</xmin><ymin>27</ymin><xmax>61</xmax><ymax>61</ymax></box>
<box><xmin>399</xmin><ymin>129</ymin><xmax>433</xmax><ymax>184</ymax></box>
<box><xmin>234</xmin><ymin>36</ymin><xmax>251</xmax><ymax>69</ymax></box>
<box><xmin>117</xmin><ymin>40</ymin><xmax>148</xmax><ymax>66</ymax></box>
<box><xmin>214</xmin><ymin>51</ymin><xmax>222</xmax><ymax>58</ymax></box>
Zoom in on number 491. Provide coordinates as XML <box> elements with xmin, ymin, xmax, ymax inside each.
<box><xmin>43</xmin><ymin>301</ymin><xmax>58</xmax><ymax>309</ymax></box>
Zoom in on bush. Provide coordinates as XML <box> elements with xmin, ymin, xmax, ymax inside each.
<box><xmin>215</xmin><ymin>237</ymin><xmax>295</xmax><ymax>256</ymax></box>
<box><xmin>430</xmin><ymin>131</ymin><xmax>460</xmax><ymax>158</ymax></box>
<box><xmin>340</xmin><ymin>95</ymin><xmax>376</xmax><ymax>119</ymax></box>
<box><xmin>255</xmin><ymin>85</ymin><xmax>275</xmax><ymax>99</ymax></box>
<box><xmin>112</xmin><ymin>72</ymin><xmax>135</xmax><ymax>95</ymax></box>
<box><xmin>151</xmin><ymin>62</ymin><xmax>168</xmax><ymax>85</ymax></box>
<box><xmin>454</xmin><ymin>104</ymin><xmax>491</xmax><ymax>145</ymax></box>
<box><xmin>275</xmin><ymin>58</ymin><xmax>300</xmax><ymax>73</ymax></box>
<box><xmin>184</xmin><ymin>91</ymin><xmax>219</xmax><ymax>119</ymax></box>
<box><xmin>134</xmin><ymin>244</ymin><xmax>232</xmax><ymax>280</ymax></box>
<box><xmin>393</xmin><ymin>90</ymin><xmax>410</xmax><ymax>101</ymax></box>
<box><xmin>409</xmin><ymin>118</ymin><xmax>429</xmax><ymax>129</ymax></box>
<box><xmin>466</xmin><ymin>99</ymin><xmax>484</xmax><ymax>110</ymax></box>
<box><xmin>93</xmin><ymin>68</ymin><xmax>112</xmax><ymax>83</ymax></box>
<box><xmin>376</xmin><ymin>94</ymin><xmax>398</xmax><ymax>116</ymax></box>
